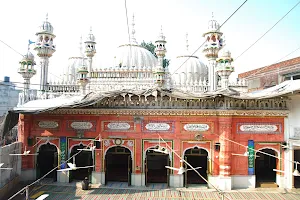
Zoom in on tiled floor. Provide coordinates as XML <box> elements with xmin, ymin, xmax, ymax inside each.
<box><xmin>26</xmin><ymin>181</ymin><xmax>300</xmax><ymax>200</ymax></box>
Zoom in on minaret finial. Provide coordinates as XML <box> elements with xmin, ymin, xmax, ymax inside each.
<box><xmin>46</xmin><ymin>13</ymin><xmax>48</xmax><ymax>21</ymax></box>
<box><xmin>212</xmin><ymin>12</ymin><xmax>214</xmax><ymax>19</ymax></box>
<box><xmin>186</xmin><ymin>33</ymin><xmax>189</xmax><ymax>52</ymax></box>
<box><xmin>79</xmin><ymin>35</ymin><xmax>83</xmax><ymax>57</ymax></box>
<box><xmin>131</xmin><ymin>14</ymin><xmax>137</xmax><ymax>44</ymax></box>
<box><xmin>90</xmin><ymin>26</ymin><xmax>92</xmax><ymax>33</ymax></box>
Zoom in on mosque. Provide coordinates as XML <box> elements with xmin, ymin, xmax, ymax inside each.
<box><xmin>15</xmin><ymin>14</ymin><xmax>289</xmax><ymax>190</ymax></box>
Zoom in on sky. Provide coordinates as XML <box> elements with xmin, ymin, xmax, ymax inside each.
<box><xmin>0</xmin><ymin>0</ymin><xmax>300</xmax><ymax>89</ymax></box>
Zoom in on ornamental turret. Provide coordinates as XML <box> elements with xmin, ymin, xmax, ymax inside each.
<box><xmin>154</xmin><ymin>26</ymin><xmax>167</xmax><ymax>87</ymax></box>
<box><xmin>77</xmin><ymin>59</ymin><xmax>89</xmax><ymax>95</ymax></box>
<box><xmin>216</xmin><ymin>49</ymin><xmax>234</xmax><ymax>88</ymax></box>
<box><xmin>18</xmin><ymin>44</ymin><xmax>36</xmax><ymax>105</ymax></box>
<box><xmin>34</xmin><ymin>14</ymin><xmax>56</xmax><ymax>94</ymax></box>
<box><xmin>202</xmin><ymin>13</ymin><xmax>224</xmax><ymax>91</ymax></box>
<box><xmin>84</xmin><ymin>27</ymin><xmax>96</xmax><ymax>77</ymax></box>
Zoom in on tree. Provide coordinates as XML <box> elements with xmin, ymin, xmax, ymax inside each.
<box><xmin>141</xmin><ymin>41</ymin><xmax>170</xmax><ymax>68</ymax></box>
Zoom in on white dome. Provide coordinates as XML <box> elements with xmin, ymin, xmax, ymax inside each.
<box><xmin>24</xmin><ymin>51</ymin><xmax>35</xmax><ymax>61</ymax></box>
<box><xmin>37</xmin><ymin>20</ymin><xmax>54</xmax><ymax>35</ymax></box>
<box><xmin>218</xmin><ymin>48</ymin><xmax>231</xmax><ymax>58</ymax></box>
<box><xmin>114</xmin><ymin>44</ymin><xmax>157</xmax><ymax>71</ymax></box>
<box><xmin>169</xmin><ymin>55</ymin><xmax>208</xmax><ymax>85</ymax></box>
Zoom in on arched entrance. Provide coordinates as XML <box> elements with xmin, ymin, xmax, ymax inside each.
<box><xmin>37</xmin><ymin>142</ymin><xmax>58</xmax><ymax>181</ymax></box>
<box><xmin>70</xmin><ymin>144</ymin><xmax>93</xmax><ymax>181</ymax></box>
<box><xmin>105</xmin><ymin>146</ymin><xmax>132</xmax><ymax>185</ymax></box>
<box><xmin>145</xmin><ymin>147</ymin><xmax>170</xmax><ymax>186</ymax></box>
<box><xmin>255</xmin><ymin>148</ymin><xmax>277</xmax><ymax>187</ymax></box>
<box><xmin>294</xmin><ymin>149</ymin><xmax>300</xmax><ymax>188</ymax></box>
<box><xmin>183</xmin><ymin>147</ymin><xmax>208</xmax><ymax>187</ymax></box>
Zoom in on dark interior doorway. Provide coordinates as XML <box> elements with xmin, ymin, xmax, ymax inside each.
<box><xmin>105</xmin><ymin>146</ymin><xmax>132</xmax><ymax>185</ymax></box>
<box><xmin>37</xmin><ymin>142</ymin><xmax>58</xmax><ymax>181</ymax></box>
<box><xmin>184</xmin><ymin>147</ymin><xmax>208</xmax><ymax>186</ymax></box>
<box><xmin>145</xmin><ymin>148</ymin><xmax>170</xmax><ymax>185</ymax></box>
<box><xmin>294</xmin><ymin>149</ymin><xmax>300</xmax><ymax>188</ymax></box>
<box><xmin>70</xmin><ymin>144</ymin><xmax>93</xmax><ymax>181</ymax></box>
<box><xmin>255</xmin><ymin>149</ymin><xmax>277</xmax><ymax>187</ymax></box>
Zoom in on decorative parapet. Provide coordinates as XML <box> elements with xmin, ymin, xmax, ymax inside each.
<box><xmin>47</xmin><ymin>108</ymin><xmax>289</xmax><ymax>117</ymax></box>
<box><xmin>91</xmin><ymin>95</ymin><xmax>289</xmax><ymax>111</ymax></box>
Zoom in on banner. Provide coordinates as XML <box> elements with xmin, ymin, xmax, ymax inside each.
<box><xmin>248</xmin><ymin>140</ymin><xmax>255</xmax><ymax>175</ymax></box>
<box><xmin>60</xmin><ymin>137</ymin><xmax>67</xmax><ymax>169</ymax></box>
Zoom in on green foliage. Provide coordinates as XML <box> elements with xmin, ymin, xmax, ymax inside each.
<box><xmin>141</xmin><ymin>41</ymin><xmax>170</xmax><ymax>68</ymax></box>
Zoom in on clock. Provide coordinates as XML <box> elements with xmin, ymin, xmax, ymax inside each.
<box><xmin>115</xmin><ymin>138</ymin><xmax>122</xmax><ymax>145</ymax></box>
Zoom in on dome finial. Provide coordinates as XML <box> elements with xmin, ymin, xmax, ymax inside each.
<box><xmin>79</xmin><ymin>35</ymin><xmax>83</xmax><ymax>57</ymax></box>
<box><xmin>186</xmin><ymin>33</ymin><xmax>189</xmax><ymax>52</ymax></box>
<box><xmin>46</xmin><ymin>13</ymin><xmax>48</xmax><ymax>21</ymax></box>
<box><xmin>212</xmin><ymin>12</ymin><xmax>214</xmax><ymax>19</ymax></box>
<box><xmin>131</xmin><ymin>14</ymin><xmax>137</xmax><ymax>44</ymax></box>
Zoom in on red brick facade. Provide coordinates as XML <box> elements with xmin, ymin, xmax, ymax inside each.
<box><xmin>18</xmin><ymin>111</ymin><xmax>285</xmax><ymax>177</ymax></box>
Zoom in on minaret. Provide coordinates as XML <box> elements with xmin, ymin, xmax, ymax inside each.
<box><xmin>18</xmin><ymin>44</ymin><xmax>36</xmax><ymax>104</ymax></box>
<box><xmin>202</xmin><ymin>13</ymin><xmax>224</xmax><ymax>91</ymax></box>
<box><xmin>77</xmin><ymin>57</ymin><xmax>89</xmax><ymax>95</ymax></box>
<box><xmin>216</xmin><ymin>49</ymin><xmax>234</xmax><ymax>89</ymax></box>
<box><xmin>131</xmin><ymin>14</ymin><xmax>138</xmax><ymax>45</ymax></box>
<box><xmin>84</xmin><ymin>27</ymin><xmax>96</xmax><ymax>77</ymax></box>
<box><xmin>154</xmin><ymin>26</ymin><xmax>167</xmax><ymax>88</ymax></box>
<box><xmin>34</xmin><ymin>14</ymin><xmax>56</xmax><ymax>94</ymax></box>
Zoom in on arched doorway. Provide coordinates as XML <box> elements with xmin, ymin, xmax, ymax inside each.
<box><xmin>37</xmin><ymin>142</ymin><xmax>58</xmax><ymax>181</ymax></box>
<box><xmin>255</xmin><ymin>149</ymin><xmax>277</xmax><ymax>187</ymax></box>
<box><xmin>183</xmin><ymin>147</ymin><xmax>208</xmax><ymax>187</ymax></box>
<box><xmin>105</xmin><ymin>146</ymin><xmax>132</xmax><ymax>185</ymax></box>
<box><xmin>294</xmin><ymin>149</ymin><xmax>300</xmax><ymax>188</ymax></box>
<box><xmin>70</xmin><ymin>144</ymin><xmax>93</xmax><ymax>181</ymax></box>
<box><xmin>145</xmin><ymin>147</ymin><xmax>170</xmax><ymax>186</ymax></box>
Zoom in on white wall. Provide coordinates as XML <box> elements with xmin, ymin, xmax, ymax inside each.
<box><xmin>0</xmin><ymin>142</ymin><xmax>22</xmax><ymax>188</ymax></box>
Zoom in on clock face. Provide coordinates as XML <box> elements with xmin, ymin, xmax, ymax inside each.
<box><xmin>115</xmin><ymin>138</ymin><xmax>122</xmax><ymax>145</ymax></box>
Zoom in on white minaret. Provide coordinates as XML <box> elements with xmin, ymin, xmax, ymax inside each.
<box><xmin>77</xmin><ymin>60</ymin><xmax>89</xmax><ymax>95</ymax></box>
<box><xmin>216</xmin><ymin>49</ymin><xmax>234</xmax><ymax>88</ymax></box>
<box><xmin>84</xmin><ymin>27</ymin><xmax>96</xmax><ymax>78</ymax></box>
<box><xmin>202</xmin><ymin>13</ymin><xmax>224</xmax><ymax>91</ymax></box>
<box><xmin>154</xmin><ymin>26</ymin><xmax>167</xmax><ymax>88</ymax></box>
<box><xmin>18</xmin><ymin>45</ymin><xmax>36</xmax><ymax>105</ymax></box>
<box><xmin>34</xmin><ymin>14</ymin><xmax>56</xmax><ymax>94</ymax></box>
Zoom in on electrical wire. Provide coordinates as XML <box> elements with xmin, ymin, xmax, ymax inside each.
<box><xmin>170</xmin><ymin>0</ymin><xmax>248</xmax><ymax>77</ymax></box>
<box><xmin>235</xmin><ymin>0</ymin><xmax>300</xmax><ymax>62</ymax></box>
<box><xmin>239</xmin><ymin>44</ymin><xmax>300</xmax><ymax>81</ymax></box>
<box><xmin>215</xmin><ymin>133</ymin><xmax>300</xmax><ymax>168</ymax></box>
<box><xmin>157</xmin><ymin>133</ymin><xmax>231</xmax><ymax>200</ymax></box>
<box><xmin>0</xmin><ymin>39</ymin><xmax>24</xmax><ymax>57</ymax></box>
<box><xmin>7</xmin><ymin>134</ymin><xmax>102</xmax><ymax>200</ymax></box>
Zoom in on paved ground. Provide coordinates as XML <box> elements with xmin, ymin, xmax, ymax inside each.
<box><xmin>20</xmin><ymin>182</ymin><xmax>300</xmax><ymax>200</ymax></box>
<box><xmin>5</xmin><ymin>181</ymin><xmax>300</xmax><ymax>200</ymax></box>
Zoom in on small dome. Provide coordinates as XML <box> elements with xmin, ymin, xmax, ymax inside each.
<box><xmin>25</xmin><ymin>51</ymin><xmax>35</xmax><ymax>61</ymax></box>
<box><xmin>36</xmin><ymin>15</ymin><xmax>54</xmax><ymax>35</ymax></box>
<box><xmin>169</xmin><ymin>55</ymin><xmax>208</xmax><ymax>85</ymax></box>
<box><xmin>85</xmin><ymin>28</ymin><xmax>96</xmax><ymax>43</ymax></box>
<box><xmin>114</xmin><ymin>44</ymin><xmax>157</xmax><ymax>71</ymax></box>
<box><xmin>20</xmin><ymin>51</ymin><xmax>35</xmax><ymax>65</ymax></box>
<box><xmin>217</xmin><ymin>48</ymin><xmax>233</xmax><ymax>62</ymax></box>
<box><xmin>219</xmin><ymin>49</ymin><xmax>231</xmax><ymax>57</ymax></box>
<box><xmin>208</xmin><ymin>19</ymin><xmax>220</xmax><ymax>32</ymax></box>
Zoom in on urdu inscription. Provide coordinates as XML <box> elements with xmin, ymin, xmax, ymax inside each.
<box><xmin>38</xmin><ymin>121</ymin><xmax>59</xmax><ymax>129</ymax></box>
<box><xmin>145</xmin><ymin>123</ymin><xmax>170</xmax><ymax>131</ymax></box>
<box><xmin>238</xmin><ymin>123</ymin><xmax>281</xmax><ymax>134</ymax></box>
<box><xmin>71</xmin><ymin>121</ymin><xmax>93</xmax><ymax>130</ymax></box>
<box><xmin>107</xmin><ymin>122</ymin><xmax>130</xmax><ymax>130</ymax></box>
<box><xmin>183</xmin><ymin>124</ymin><xmax>209</xmax><ymax>132</ymax></box>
